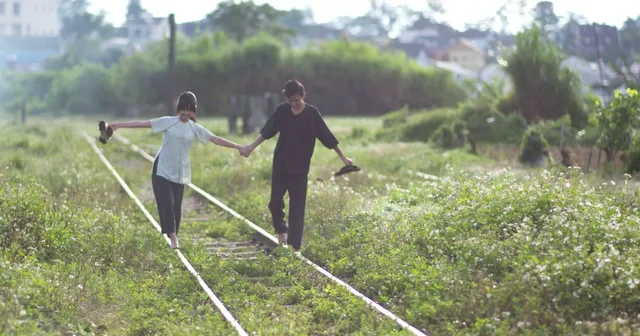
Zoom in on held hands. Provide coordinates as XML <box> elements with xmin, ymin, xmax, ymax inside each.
<box><xmin>238</xmin><ymin>145</ymin><xmax>253</xmax><ymax>158</ymax></box>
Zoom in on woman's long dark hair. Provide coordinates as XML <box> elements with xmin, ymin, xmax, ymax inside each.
<box><xmin>176</xmin><ymin>91</ymin><xmax>197</xmax><ymax>122</ymax></box>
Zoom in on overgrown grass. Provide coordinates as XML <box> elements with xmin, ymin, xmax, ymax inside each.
<box><xmin>97</xmin><ymin>130</ymin><xmax>412</xmax><ymax>335</ymax></box>
<box><xmin>0</xmin><ymin>124</ymin><xmax>235</xmax><ymax>335</ymax></box>
<box><xmin>5</xmin><ymin>116</ymin><xmax>640</xmax><ymax>335</ymax></box>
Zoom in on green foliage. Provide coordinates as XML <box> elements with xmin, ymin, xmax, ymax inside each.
<box><xmin>504</xmin><ymin>25</ymin><xmax>588</xmax><ymax>128</ymax></box>
<box><xmin>1</xmin><ymin>121</ymin><xmax>418</xmax><ymax>335</ymax></box>
<box><xmin>377</xmin><ymin>108</ymin><xmax>462</xmax><ymax>142</ymax></box>
<box><xmin>0</xmin><ymin>126</ymin><xmax>236</xmax><ymax>335</ymax></box>
<box><xmin>429</xmin><ymin>124</ymin><xmax>455</xmax><ymax>149</ymax></box>
<box><xmin>589</xmin><ymin>88</ymin><xmax>640</xmax><ymax>161</ymax></box>
<box><xmin>381</xmin><ymin>105</ymin><xmax>409</xmax><ymax>128</ymax></box>
<box><xmin>207</xmin><ymin>0</ymin><xmax>295</xmax><ymax>42</ymax></box>
<box><xmin>2</xmin><ymin>31</ymin><xmax>466</xmax><ymax>117</ymax></box>
<box><xmin>380</xmin><ymin>103</ymin><xmax>528</xmax><ymax>145</ymax></box>
<box><xmin>530</xmin><ymin>114</ymin><xmax>574</xmax><ymax>146</ymax></box>
<box><xmin>304</xmin><ymin>168</ymin><xmax>640</xmax><ymax>334</ymax></box>
<box><xmin>14</xmin><ymin>117</ymin><xmax>638</xmax><ymax>335</ymax></box>
<box><xmin>451</xmin><ymin>120</ymin><xmax>466</xmax><ymax>146</ymax></box>
<box><xmin>47</xmin><ymin>63</ymin><xmax>118</xmax><ymax>115</ymax></box>
<box><xmin>625</xmin><ymin>135</ymin><xmax>640</xmax><ymax>174</ymax></box>
<box><xmin>461</xmin><ymin>103</ymin><xmax>526</xmax><ymax>143</ymax></box>
<box><xmin>287</xmin><ymin>40</ymin><xmax>465</xmax><ymax>115</ymax></box>
<box><xmin>518</xmin><ymin>127</ymin><xmax>549</xmax><ymax>165</ymax></box>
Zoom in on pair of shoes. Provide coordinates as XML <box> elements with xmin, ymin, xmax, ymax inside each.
<box><xmin>98</xmin><ymin>120</ymin><xmax>113</xmax><ymax>144</ymax></box>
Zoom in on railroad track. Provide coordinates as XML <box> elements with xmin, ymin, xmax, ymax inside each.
<box><xmin>84</xmin><ymin>131</ymin><xmax>427</xmax><ymax>336</ymax></box>
<box><xmin>81</xmin><ymin>132</ymin><xmax>248</xmax><ymax>336</ymax></box>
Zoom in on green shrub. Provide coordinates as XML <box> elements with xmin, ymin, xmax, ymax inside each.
<box><xmin>530</xmin><ymin>115</ymin><xmax>575</xmax><ymax>146</ymax></box>
<box><xmin>505</xmin><ymin>25</ymin><xmax>588</xmax><ymax>128</ymax></box>
<box><xmin>349</xmin><ymin>126</ymin><xmax>369</xmax><ymax>139</ymax></box>
<box><xmin>462</xmin><ymin>104</ymin><xmax>526</xmax><ymax>143</ymax></box>
<box><xmin>493</xmin><ymin>114</ymin><xmax>529</xmax><ymax>143</ymax></box>
<box><xmin>451</xmin><ymin>120</ymin><xmax>466</xmax><ymax>146</ymax></box>
<box><xmin>398</xmin><ymin>108</ymin><xmax>462</xmax><ymax>142</ymax></box>
<box><xmin>625</xmin><ymin>136</ymin><xmax>640</xmax><ymax>174</ymax></box>
<box><xmin>461</xmin><ymin>104</ymin><xmax>502</xmax><ymax>137</ymax></box>
<box><xmin>496</xmin><ymin>92</ymin><xmax>517</xmax><ymax>115</ymax></box>
<box><xmin>518</xmin><ymin>127</ymin><xmax>549</xmax><ymax>166</ymax></box>
<box><xmin>381</xmin><ymin>106</ymin><xmax>409</xmax><ymax>128</ymax></box>
<box><xmin>429</xmin><ymin>124</ymin><xmax>455</xmax><ymax>149</ymax></box>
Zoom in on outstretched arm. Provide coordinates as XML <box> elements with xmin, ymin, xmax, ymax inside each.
<box><xmin>110</xmin><ymin>120</ymin><xmax>151</xmax><ymax>131</ymax></box>
<box><xmin>248</xmin><ymin>135</ymin><xmax>266</xmax><ymax>151</ymax></box>
<box><xmin>209</xmin><ymin>135</ymin><xmax>243</xmax><ymax>150</ymax></box>
<box><xmin>244</xmin><ymin>107</ymin><xmax>280</xmax><ymax>156</ymax></box>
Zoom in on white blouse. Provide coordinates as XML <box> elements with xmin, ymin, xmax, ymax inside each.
<box><xmin>150</xmin><ymin>116</ymin><xmax>214</xmax><ymax>184</ymax></box>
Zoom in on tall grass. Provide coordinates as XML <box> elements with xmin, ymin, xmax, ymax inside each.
<box><xmin>5</xmin><ymin>116</ymin><xmax>638</xmax><ymax>335</ymax></box>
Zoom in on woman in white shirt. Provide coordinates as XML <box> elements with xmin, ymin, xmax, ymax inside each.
<box><xmin>106</xmin><ymin>91</ymin><xmax>250</xmax><ymax>249</ymax></box>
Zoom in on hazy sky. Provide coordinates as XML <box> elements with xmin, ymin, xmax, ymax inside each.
<box><xmin>88</xmin><ymin>0</ymin><xmax>640</xmax><ymax>32</ymax></box>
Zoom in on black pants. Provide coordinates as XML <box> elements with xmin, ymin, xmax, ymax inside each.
<box><xmin>268</xmin><ymin>168</ymin><xmax>308</xmax><ymax>251</ymax></box>
<box><xmin>151</xmin><ymin>156</ymin><xmax>185</xmax><ymax>236</ymax></box>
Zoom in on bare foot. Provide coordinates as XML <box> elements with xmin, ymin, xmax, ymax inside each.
<box><xmin>170</xmin><ymin>233</ymin><xmax>179</xmax><ymax>249</ymax></box>
<box><xmin>277</xmin><ymin>233</ymin><xmax>287</xmax><ymax>246</ymax></box>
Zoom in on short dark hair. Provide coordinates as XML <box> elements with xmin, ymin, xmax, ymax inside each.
<box><xmin>283</xmin><ymin>80</ymin><xmax>304</xmax><ymax>98</ymax></box>
<box><xmin>176</xmin><ymin>91</ymin><xmax>198</xmax><ymax>122</ymax></box>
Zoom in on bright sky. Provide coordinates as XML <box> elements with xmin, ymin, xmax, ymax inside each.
<box><xmin>88</xmin><ymin>0</ymin><xmax>640</xmax><ymax>32</ymax></box>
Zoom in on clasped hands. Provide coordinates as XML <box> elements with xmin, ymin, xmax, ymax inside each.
<box><xmin>237</xmin><ymin>145</ymin><xmax>253</xmax><ymax>158</ymax></box>
<box><xmin>236</xmin><ymin>144</ymin><xmax>353</xmax><ymax>167</ymax></box>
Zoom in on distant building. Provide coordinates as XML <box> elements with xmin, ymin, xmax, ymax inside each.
<box><xmin>0</xmin><ymin>36</ymin><xmax>61</xmax><ymax>71</ymax></box>
<box><xmin>428</xmin><ymin>39</ymin><xmax>487</xmax><ymax>72</ymax></box>
<box><xmin>121</xmin><ymin>11</ymin><xmax>169</xmax><ymax>46</ymax></box>
<box><xmin>0</xmin><ymin>0</ymin><xmax>61</xmax><ymax>37</ymax></box>
<box><xmin>397</xmin><ymin>17</ymin><xmax>456</xmax><ymax>49</ymax></box>
<box><xmin>0</xmin><ymin>0</ymin><xmax>61</xmax><ymax>71</ymax></box>
<box><xmin>479</xmin><ymin>62</ymin><xmax>512</xmax><ymax>93</ymax></box>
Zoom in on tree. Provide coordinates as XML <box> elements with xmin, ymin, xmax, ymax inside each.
<box><xmin>126</xmin><ymin>0</ymin><xmax>145</xmax><ymax>22</ymax></box>
<box><xmin>332</xmin><ymin>0</ymin><xmax>443</xmax><ymax>39</ymax></box>
<box><xmin>47</xmin><ymin>64</ymin><xmax>119</xmax><ymax>115</ymax></box>
<box><xmin>620</xmin><ymin>16</ymin><xmax>640</xmax><ymax>55</ymax></box>
<box><xmin>589</xmin><ymin>88</ymin><xmax>640</xmax><ymax>162</ymax></box>
<box><xmin>532</xmin><ymin>1</ymin><xmax>559</xmax><ymax>28</ymax></box>
<box><xmin>51</xmin><ymin>0</ymin><xmax>115</xmax><ymax>70</ymax></box>
<box><xmin>504</xmin><ymin>25</ymin><xmax>588</xmax><ymax>128</ymax></box>
<box><xmin>58</xmin><ymin>0</ymin><xmax>88</xmax><ymax>16</ymax></box>
<box><xmin>60</xmin><ymin>12</ymin><xmax>113</xmax><ymax>41</ymax></box>
<box><xmin>611</xmin><ymin>55</ymin><xmax>639</xmax><ymax>91</ymax></box>
<box><xmin>532</xmin><ymin>1</ymin><xmax>561</xmax><ymax>42</ymax></box>
<box><xmin>280</xmin><ymin>8</ymin><xmax>314</xmax><ymax>29</ymax></box>
<box><xmin>58</xmin><ymin>0</ymin><xmax>112</xmax><ymax>41</ymax></box>
<box><xmin>207</xmin><ymin>1</ymin><xmax>294</xmax><ymax>42</ymax></box>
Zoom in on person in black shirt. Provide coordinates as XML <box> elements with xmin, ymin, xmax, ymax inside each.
<box><xmin>244</xmin><ymin>80</ymin><xmax>353</xmax><ymax>251</ymax></box>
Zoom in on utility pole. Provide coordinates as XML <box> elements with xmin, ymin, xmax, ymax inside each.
<box><xmin>20</xmin><ymin>99</ymin><xmax>26</xmax><ymax>125</ymax></box>
<box><xmin>167</xmin><ymin>13</ymin><xmax>176</xmax><ymax>115</ymax></box>
<box><xmin>592</xmin><ymin>23</ymin><xmax>606</xmax><ymax>102</ymax></box>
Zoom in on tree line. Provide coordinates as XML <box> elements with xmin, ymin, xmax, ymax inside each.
<box><xmin>0</xmin><ymin>32</ymin><xmax>466</xmax><ymax>117</ymax></box>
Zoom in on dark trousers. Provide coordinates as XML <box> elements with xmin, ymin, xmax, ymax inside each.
<box><xmin>151</xmin><ymin>156</ymin><xmax>185</xmax><ymax>236</ymax></box>
<box><xmin>268</xmin><ymin>168</ymin><xmax>308</xmax><ymax>251</ymax></box>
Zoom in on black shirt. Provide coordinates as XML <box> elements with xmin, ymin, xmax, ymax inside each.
<box><xmin>260</xmin><ymin>102</ymin><xmax>339</xmax><ymax>175</ymax></box>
